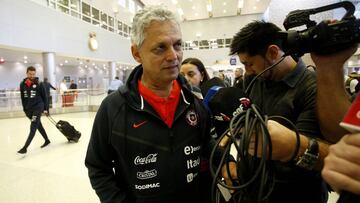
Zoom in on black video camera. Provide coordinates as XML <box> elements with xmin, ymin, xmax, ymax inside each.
<box><xmin>280</xmin><ymin>1</ymin><xmax>360</xmax><ymax>57</ymax></box>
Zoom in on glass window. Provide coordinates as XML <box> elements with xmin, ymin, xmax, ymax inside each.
<box><xmin>71</xmin><ymin>10</ymin><xmax>80</xmax><ymax>18</ymax></box>
<box><xmin>108</xmin><ymin>16</ymin><xmax>114</xmax><ymax>32</ymax></box>
<box><xmin>92</xmin><ymin>7</ymin><xmax>100</xmax><ymax>21</ymax></box>
<box><xmin>82</xmin><ymin>2</ymin><xmax>91</xmax><ymax>17</ymax></box>
<box><xmin>57</xmin><ymin>0</ymin><xmax>69</xmax><ymax>6</ymax></box>
<box><xmin>200</xmin><ymin>40</ymin><xmax>209</xmax><ymax>49</ymax></box>
<box><xmin>225</xmin><ymin>38</ymin><xmax>232</xmax><ymax>48</ymax></box>
<box><xmin>70</xmin><ymin>0</ymin><xmax>79</xmax><ymax>11</ymax></box>
<box><xmin>57</xmin><ymin>4</ymin><xmax>69</xmax><ymax>14</ymax></box>
<box><xmin>92</xmin><ymin>20</ymin><xmax>100</xmax><ymax>27</ymax></box>
<box><xmin>101</xmin><ymin>12</ymin><xmax>108</xmax><ymax>29</ymax></box>
<box><xmin>117</xmin><ymin>21</ymin><xmax>123</xmax><ymax>36</ymax></box>
<box><xmin>123</xmin><ymin>24</ymin><xmax>128</xmax><ymax>34</ymax></box>
<box><xmin>217</xmin><ymin>39</ymin><xmax>224</xmax><ymax>48</ymax></box>
<box><xmin>82</xmin><ymin>15</ymin><xmax>91</xmax><ymax>23</ymax></box>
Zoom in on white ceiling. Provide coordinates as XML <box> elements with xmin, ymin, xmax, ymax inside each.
<box><xmin>141</xmin><ymin>0</ymin><xmax>271</xmax><ymax>21</ymax></box>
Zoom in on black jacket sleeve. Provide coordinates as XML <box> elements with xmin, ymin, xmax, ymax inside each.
<box><xmin>50</xmin><ymin>84</ymin><xmax>56</xmax><ymax>90</ymax></box>
<box><xmin>85</xmin><ymin>98</ymin><xmax>129</xmax><ymax>203</ymax></box>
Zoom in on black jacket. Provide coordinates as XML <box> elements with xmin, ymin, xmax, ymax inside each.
<box><xmin>20</xmin><ymin>77</ymin><xmax>48</xmax><ymax>112</ymax></box>
<box><xmin>85</xmin><ymin>65</ymin><xmax>214</xmax><ymax>203</ymax></box>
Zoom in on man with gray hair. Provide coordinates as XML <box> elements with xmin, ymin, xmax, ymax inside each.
<box><xmin>85</xmin><ymin>6</ymin><xmax>215</xmax><ymax>203</ymax></box>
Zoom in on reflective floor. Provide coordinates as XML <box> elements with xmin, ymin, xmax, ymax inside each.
<box><xmin>0</xmin><ymin>112</ymin><xmax>99</xmax><ymax>203</ymax></box>
<box><xmin>0</xmin><ymin>112</ymin><xmax>339</xmax><ymax>203</ymax></box>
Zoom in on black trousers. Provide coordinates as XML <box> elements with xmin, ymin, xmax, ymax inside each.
<box><xmin>22</xmin><ymin>111</ymin><xmax>49</xmax><ymax>149</ymax></box>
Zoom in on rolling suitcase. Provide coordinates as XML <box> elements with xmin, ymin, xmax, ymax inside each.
<box><xmin>47</xmin><ymin>115</ymin><xmax>81</xmax><ymax>142</ymax></box>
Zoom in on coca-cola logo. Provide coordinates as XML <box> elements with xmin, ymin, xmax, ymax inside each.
<box><xmin>134</xmin><ymin>153</ymin><xmax>157</xmax><ymax>165</ymax></box>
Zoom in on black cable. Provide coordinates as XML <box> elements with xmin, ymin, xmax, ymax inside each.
<box><xmin>244</xmin><ymin>55</ymin><xmax>287</xmax><ymax>95</ymax></box>
<box><xmin>209</xmin><ymin>55</ymin><xmax>302</xmax><ymax>203</ymax></box>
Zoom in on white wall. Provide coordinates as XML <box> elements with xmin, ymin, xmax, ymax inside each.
<box><xmin>181</xmin><ymin>14</ymin><xmax>263</xmax><ymax>67</ymax></box>
<box><xmin>181</xmin><ymin>14</ymin><xmax>263</xmax><ymax>41</ymax></box>
<box><xmin>0</xmin><ymin>0</ymin><xmax>135</xmax><ymax>64</ymax></box>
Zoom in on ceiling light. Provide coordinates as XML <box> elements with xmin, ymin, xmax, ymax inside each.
<box><xmin>206</xmin><ymin>4</ymin><xmax>212</xmax><ymax>12</ymax></box>
<box><xmin>196</xmin><ymin>33</ymin><xmax>202</xmax><ymax>38</ymax></box>
<box><xmin>238</xmin><ymin>0</ymin><xmax>244</xmax><ymax>8</ymax></box>
<box><xmin>253</xmin><ymin>6</ymin><xmax>257</xmax><ymax>10</ymax></box>
<box><xmin>24</xmin><ymin>61</ymin><xmax>28</xmax><ymax>64</ymax></box>
<box><xmin>195</xmin><ymin>13</ymin><xmax>199</xmax><ymax>16</ymax></box>
<box><xmin>223</xmin><ymin>10</ymin><xmax>227</xmax><ymax>13</ymax></box>
<box><xmin>192</xmin><ymin>6</ymin><xmax>196</xmax><ymax>10</ymax></box>
<box><xmin>60</xmin><ymin>63</ymin><xmax>63</xmax><ymax>66</ymax></box>
<box><xmin>65</xmin><ymin>60</ymin><xmax>68</xmax><ymax>63</ymax></box>
<box><xmin>223</xmin><ymin>2</ymin><xmax>227</xmax><ymax>6</ymax></box>
<box><xmin>171</xmin><ymin>0</ymin><xmax>178</xmax><ymax>4</ymax></box>
<box><xmin>79</xmin><ymin>61</ymin><xmax>83</xmax><ymax>65</ymax></box>
<box><xmin>0</xmin><ymin>58</ymin><xmax>4</xmax><ymax>63</ymax></box>
<box><xmin>24</xmin><ymin>56</ymin><xmax>28</xmax><ymax>59</ymax></box>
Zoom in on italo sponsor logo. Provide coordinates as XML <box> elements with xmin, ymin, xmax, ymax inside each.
<box><xmin>134</xmin><ymin>153</ymin><xmax>157</xmax><ymax>165</ymax></box>
<box><xmin>186</xmin><ymin>172</ymin><xmax>198</xmax><ymax>183</ymax></box>
<box><xmin>184</xmin><ymin>145</ymin><xmax>201</xmax><ymax>155</ymax></box>
<box><xmin>137</xmin><ymin>169</ymin><xmax>157</xmax><ymax>180</ymax></box>
<box><xmin>135</xmin><ymin>183</ymin><xmax>160</xmax><ymax>190</ymax></box>
<box><xmin>187</xmin><ymin>157</ymin><xmax>200</xmax><ymax>169</ymax></box>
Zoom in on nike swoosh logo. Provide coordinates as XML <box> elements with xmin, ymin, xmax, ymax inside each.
<box><xmin>132</xmin><ymin>120</ymin><xmax>148</xmax><ymax>128</ymax></box>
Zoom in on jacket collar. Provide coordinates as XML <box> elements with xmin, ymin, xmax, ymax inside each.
<box><xmin>281</xmin><ymin>59</ymin><xmax>306</xmax><ymax>88</ymax></box>
<box><xmin>120</xmin><ymin>64</ymin><xmax>195</xmax><ymax>110</ymax></box>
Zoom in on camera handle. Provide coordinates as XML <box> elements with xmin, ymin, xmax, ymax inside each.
<box><xmin>283</xmin><ymin>1</ymin><xmax>355</xmax><ymax>30</ymax></box>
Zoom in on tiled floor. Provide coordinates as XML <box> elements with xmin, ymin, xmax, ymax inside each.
<box><xmin>0</xmin><ymin>112</ymin><xmax>339</xmax><ymax>203</ymax></box>
<box><xmin>0</xmin><ymin>112</ymin><xmax>99</xmax><ymax>203</ymax></box>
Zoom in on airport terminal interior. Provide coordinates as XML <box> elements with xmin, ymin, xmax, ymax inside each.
<box><xmin>1</xmin><ymin>0</ymin><xmax>359</xmax><ymax>202</ymax></box>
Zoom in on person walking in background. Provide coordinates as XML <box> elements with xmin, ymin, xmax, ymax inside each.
<box><xmin>69</xmin><ymin>79</ymin><xmax>77</xmax><ymax>90</ymax></box>
<box><xmin>107</xmin><ymin>76</ymin><xmax>123</xmax><ymax>95</ymax></box>
<box><xmin>59</xmin><ymin>79</ymin><xmax>68</xmax><ymax>107</ymax></box>
<box><xmin>232</xmin><ymin>67</ymin><xmax>244</xmax><ymax>89</ymax></box>
<box><xmin>85</xmin><ymin>6</ymin><xmax>216</xmax><ymax>203</ymax></box>
<box><xmin>43</xmin><ymin>77</ymin><xmax>56</xmax><ymax>108</ymax></box>
<box><xmin>218</xmin><ymin>72</ymin><xmax>231</xmax><ymax>87</ymax></box>
<box><xmin>18</xmin><ymin>66</ymin><xmax>50</xmax><ymax>154</ymax></box>
<box><xmin>69</xmin><ymin>79</ymin><xmax>78</xmax><ymax>100</ymax></box>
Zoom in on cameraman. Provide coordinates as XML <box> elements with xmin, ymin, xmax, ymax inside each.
<box><xmin>312</xmin><ymin>44</ymin><xmax>360</xmax><ymax>197</ymax></box>
<box><xmin>224</xmin><ymin>20</ymin><xmax>330</xmax><ymax>203</ymax></box>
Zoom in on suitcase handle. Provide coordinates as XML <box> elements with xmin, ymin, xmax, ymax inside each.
<box><xmin>47</xmin><ymin>115</ymin><xmax>58</xmax><ymax>126</ymax></box>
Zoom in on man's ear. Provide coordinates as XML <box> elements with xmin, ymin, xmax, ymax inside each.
<box><xmin>265</xmin><ymin>45</ymin><xmax>280</xmax><ymax>62</ymax></box>
<box><xmin>131</xmin><ymin>45</ymin><xmax>142</xmax><ymax>64</ymax></box>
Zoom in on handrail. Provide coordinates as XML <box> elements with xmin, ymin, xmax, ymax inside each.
<box><xmin>0</xmin><ymin>88</ymin><xmax>107</xmax><ymax>112</ymax></box>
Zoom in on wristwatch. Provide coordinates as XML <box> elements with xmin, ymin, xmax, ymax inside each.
<box><xmin>295</xmin><ymin>137</ymin><xmax>319</xmax><ymax>170</ymax></box>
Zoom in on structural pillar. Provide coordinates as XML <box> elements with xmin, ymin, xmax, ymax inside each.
<box><xmin>109</xmin><ymin>61</ymin><xmax>116</xmax><ymax>85</ymax></box>
<box><xmin>42</xmin><ymin>52</ymin><xmax>56</xmax><ymax>85</ymax></box>
<box><xmin>42</xmin><ymin>52</ymin><xmax>56</xmax><ymax>108</ymax></box>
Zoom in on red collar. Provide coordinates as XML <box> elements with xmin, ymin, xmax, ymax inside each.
<box><xmin>138</xmin><ymin>80</ymin><xmax>181</xmax><ymax>128</ymax></box>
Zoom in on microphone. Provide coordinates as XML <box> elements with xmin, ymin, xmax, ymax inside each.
<box><xmin>200</xmin><ymin>77</ymin><xmax>226</xmax><ymax>97</ymax></box>
<box><xmin>207</xmin><ymin>87</ymin><xmax>250</xmax><ymax>136</ymax></box>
